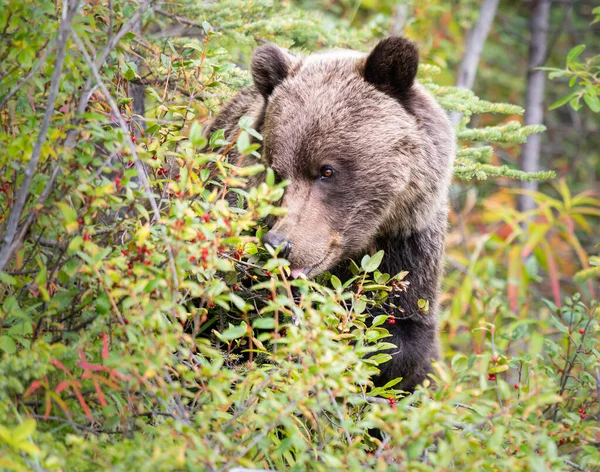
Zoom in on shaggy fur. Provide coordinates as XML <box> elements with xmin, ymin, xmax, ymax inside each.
<box><xmin>206</xmin><ymin>37</ymin><xmax>456</xmax><ymax>391</ymax></box>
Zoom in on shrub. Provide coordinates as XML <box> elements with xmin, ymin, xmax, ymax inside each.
<box><xmin>0</xmin><ymin>1</ymin><xmax>597</xmax><ymax>470</ymax></box>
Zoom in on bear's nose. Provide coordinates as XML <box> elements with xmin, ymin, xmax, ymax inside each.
<box><xmin>262</xmin><ymin>231</ymin><xmax>292</xmax><ymax>258</ymax></box>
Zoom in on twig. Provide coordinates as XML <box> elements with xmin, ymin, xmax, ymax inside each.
<box><xmin>155</xmin><ymin>8</ymin><xmax>203</xmax><ymax>28</ymax></box>
<box><xmin>0</xmin><ymin>39</ymin><xmax>53</xmax><ymax>108</ymax></box>
<box><xmin>326</xmin><ymin>386</ymin><xmax>352</xmax><ymax>445</ymax></box>
<box><xmin>563</xmin><ymin>459</ymin><xmax>590</xmax><ymax>472</ymax></box>
<box><xmin>0</xmin><ymin>0</ymin><xmax>79</xmax><ymax>272</ymax></box>
<box><xmin>72</xmin><ymin>29</ymin><xmax>179</xmax><ymax>293</ymax></box>
<box><xmin>0</xmin><ymin>0</ymin><xmax>154</xmax><ymax>271</ymax></box>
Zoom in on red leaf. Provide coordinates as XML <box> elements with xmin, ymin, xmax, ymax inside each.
<box><xmin>50</xmin><ymin>358</ymin><xmax>72</xmax><ymax>375</ymax></box>
<box><xmin>77</xmin><ymin>360</ymin><xmax>106</xmax><ymax>372</ymax></box>
<box><xmin>73</xmin><ymin>387</ymin><xmax>94</xmax><ymax>422</ymax></box>
<box><xmin>78</xmin><ymin>349</ymin><xmax>86</xmax><ymax>362</ymax></box>
<box><xmin>55</xmin><ymin>380</ymin><xmax>71</xmax><ymax>394</ymax></box>
<box><xmin>102</xmin><ymin>332</ymin><xmax>109</xmax><ymax>360</ymax></box>
<box><xmin>94</xmin><ymin>380</ymin><xmax>107</xmax><ymax>407</ymax></box>
<box><xmin>109</xmin><ymin>369</ymin><xmax>131</xmax><ymax>382</ymax></box>
<box><xmin>24</xmin><ymin>380</ymin><xmax>43</xmax><ymax>398</ymax></box>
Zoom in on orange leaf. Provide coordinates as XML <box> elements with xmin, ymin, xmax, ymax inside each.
<box><xmin>94</xmin><ymin>380</ymin><xmax>107</xmax><ymax>407</ymax></box>
<box><xmin>73</xmin><ymin>387</ymin><xmax>94</xmax><ymax>422</ymax></box>
<box><xmin>44</xmin><ymin>392</ymin><xmax>52</xmax><ymax>420</ymax></box>
<box><xmin>24</xmin><ymin>380</ymin><xmax>43</xmax><ymax>398</ymax></box>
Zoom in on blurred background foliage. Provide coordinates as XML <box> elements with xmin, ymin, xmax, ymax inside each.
<box><xmin>0</xmin><ymin>0</ymin><xmax>599</xmax><ymax>470</ymax></box>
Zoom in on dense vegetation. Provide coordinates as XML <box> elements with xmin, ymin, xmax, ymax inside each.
<box><xmin>0</xmin><ymin>1</ymin><xmax>598</xmax><ymax>470</ymax></box>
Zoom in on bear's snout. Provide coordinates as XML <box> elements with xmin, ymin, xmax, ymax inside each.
<box><xmin>262</xmin><ymin>230</ymin><xmax>292</xmax><ymax>258</ymax></box>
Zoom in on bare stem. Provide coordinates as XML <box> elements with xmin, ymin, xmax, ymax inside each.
<box><xmin>71</xmin><ymin>30</ymin><xmax>179</xmax><ymax>293</ymax></box>
<box><xmin>0</xmin><ymin>0</ymin><xmax>80</xmax><ymax>272</ymax></box>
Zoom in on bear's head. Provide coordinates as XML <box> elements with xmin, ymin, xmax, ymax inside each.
<box><xmin>254</xmin><ymin>37</ymin><xmax>454</xmax><ymax>278</ymax></box>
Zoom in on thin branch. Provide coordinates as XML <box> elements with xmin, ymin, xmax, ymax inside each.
<box><xmin>0</xmin><ymin>0</ymin><xmax>155</xmax><ymax>272</ymax></box>
<box><xmin>71</xmin><ymin>29</ymin><xmax>179</xmax><ymax>292</ymax></box>
<box><xmin>0</xmin><ymin>0</ymin><xmax>79</xmax><ymax>272</ymax></box>
<box><xmin>155</xmin><ymin>7</ymin><xmax>203</xmax><ymax>28</ymax></box>
<box><xmin>0</xmin><ymin>39</ymin><xmax>53</xmax><ymax>109</ymax></box>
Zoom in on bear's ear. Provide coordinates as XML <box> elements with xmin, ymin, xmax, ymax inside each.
<box><xmin>362</xmin><ymin>36</ymin><xmax>419</xmax><ymax>95</ymax></box>
<box><xmin>251</xmin><ymin>44</ymin><xmax>294</xmax><ymax>98</ymax></box>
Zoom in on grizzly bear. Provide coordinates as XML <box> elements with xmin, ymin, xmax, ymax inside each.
<box><xmin>206</xmin><ymin>37</ymin><xmax>456</xmax><ymax>391</ymax></box>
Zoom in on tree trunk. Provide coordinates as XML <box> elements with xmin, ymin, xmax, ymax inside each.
<box><xmin>519</xmin><ymin>0</ymin><xmax>552</xmax><ymax>213</ymax></box>
<box><xmin>390</xmin><ymin>1</ymin><xmax>411</xmax><ymax>36</ymax></box>
<box><xmin>449</xmin><ymin>0</ymin><xmax>500</xmax><ymax>126</ymax></box>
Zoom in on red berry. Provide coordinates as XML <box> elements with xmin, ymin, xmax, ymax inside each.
<box><xmin>174</xmin><ymin>174</ymin><xmax>180</xmax><ymax>180</ymax></box>
<box><xmin>201</xmin><ymin>214</ymin><xmax>210</xmax><ymax>223</ymax></box>
<box><xmin>388</xmin><ymin>317</ymin><xmax>396</xmax><ymax>325</ymax></box>
<box><xmin>387</xmin><ymin>397</ymin><xmax>396</xmax><ymax>405</ymax></box>
<box><xmin>580</xmin><ymin>413</ymin><xmax>586</xmax><ymax>419</ymax></box>
<box><xmin>237</xmin><ymin>248</ymin><xmax>244</xmax><ymax>255</ymax></box>
<box><xmin>267</xmin><ymin>294</ymin><xmax>274</xmax><ymax>300</ymax></box>
<box><xmin>152</xmin><ymin>155</ymin><xmax>157</xmax><ymax>160</ymax></box>
<box><xmin>559</xmin><ymin>438</ymin><xmax>566</xmax><ymax>445</ymax></box>
<box><xmin>83</xmin><ymin>233</ymin><xmax>91</xmax><ymax>242</ymax></box>
<box><xmin>189</xmin><ymin>256</ymin><xmax>196</xmax><ymax>263</ymax></box>
<box><xmin>131</xmin><ymin>135</ymin><xmax>136</xmax><ymax>143</ymax></box>
<box><xmin>127</xmin><ymin>161</ymin><xmax>134</xmax><ymax>168</ymax></box>
<box><xmin>514</xmin><ymin>384</ymin><xmax>519</xmax><ymax>389</ymax></box>
<box><xmin>265</xmin><ymin>270</ymin><xmax>271</xmax><ymax>276</ymax></box>
<box><xmin>488</xmin><ymin>374</ymin><xmax>496</xmax><ymax>381</ymax></box>
<box><xmin>579</xmin><ymin>329</ymin><xmax>585</xmax><ymax>335</ymax></box>
<box><xmin>233</xmin><ymin>285</ymin><xmax>239</xmax><ymax>291</ymax></box>
<box><xmin>196</xmin><ymin>232</ymin><xmax>205</xmax><ymax>241</ymax></box>
<box><xmin>115</xmin><ymin>177</ymin><xmax>122</xmax><ymax>190</ymax></box>
<box><xmin>121</xmin><ymin>249</ymin><xmax>128</xmax><ymax>256</ymax></box>
<box><xmin>78</xmin><ymin>218</ymin><xmax>83</xmax><ymax>226</ymax></box>
<box><xmin>476</xmin><ymin>350</ymin><xmax>482</xmax><ymax>355</ymax></box>
<box><xmin>209</xmin><ymin>302</ymin><xmax>215</xmax><ymax>308</ymax></box>
<box><xmin>577</xmin><ymin>408</ymin><xmax>583</xmax><ymax>413</ymax></box>
<box><xmin>201</xmin><ymin>247</ymin><xmax>209</xmax><ymax>262</ymax></box>
<box><xmin>492</xmin><ymin>357</ymin><xmax>498</xmax><ymax>364</ymax></box>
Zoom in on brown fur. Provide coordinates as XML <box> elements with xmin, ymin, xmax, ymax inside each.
<box><xmin>206</xmin><ymin>37</ymin><xmax>456</xmax><ymax>391</ymax></box>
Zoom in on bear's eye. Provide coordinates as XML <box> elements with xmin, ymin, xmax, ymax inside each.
<box><xmin>319</xmin><ymin>166</ymin><xmax>335</xmax><ymax>180</ymax></box>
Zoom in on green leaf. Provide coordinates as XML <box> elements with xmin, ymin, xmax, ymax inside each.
<box><xmin>488</xmin><ymin>364</ymin><xmax>509</xmax><ymax>374</ymax></box>
<box><xmin>96</xmin><ymin>292</ymin><xmax>111</xmax><ymax>315</ymax></box>
<box><xmin>0</xmin><ymin>335</ymin><xmax>17</xmax><ymax>354</ymax></box>
<box><xmin>583</xmin><ymin>91</ymin><xmax>600</xmax><ymax>112</ymax></box>
<box><xmin>220</xmin><ymin>322</ymin><xmax>248</xmax><ymax>340</ymax></box>
<box><xmin>253</xmin><ymin>317</ymin><xmax>276</xmax><ymax>329</ymax></box>
<box><xmin>0</xmin><ymin>272</ymin><xmax>17</xmax><ymax>285</ymax></box>
<box><xmin>361</xmin><ymin>250</ymin><xmax>384</xmax><ymax>273</ymax></box>
<box><xmin>548</xmin><ymin>91</ymin><xmax>577</xmax><ymax>111</ymax></box>
<box><xmin>189</xmin><ymin>121</ymin><xmax>206</xmax><ymax>147</ymax></box>
<box><xmin>13</xmin><ymin>419</ymin><xmax>36</xmax><ymax>442</ymax></box>
<box><xmin>566</xmin><ymin>45</ymin><xmax>585</xmax><ymax>66</ymax></box>
<box><xmin>209</xmin><ymin>129</ymin><xmax>227</xmax><ymax>149</ymax></box>
<box><xmin>451</xmin><ymin>353</ymin><xmax>469</xmax><ymax>373</ymax></box>
<box><xmin>371</xmin><ymin>315</ymin><xmax>388</xmax><ymax>328</ymax></box>
<box><xmin>330</xmin><ymin>275</ymin><xmax>342</xmax><ymax>291</ymax></box>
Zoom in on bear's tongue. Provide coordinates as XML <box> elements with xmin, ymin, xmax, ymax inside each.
<box><xmin>290</xmin><ymin>268</ymin><xmax>307</xmax><ymax>279</ymax></box>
